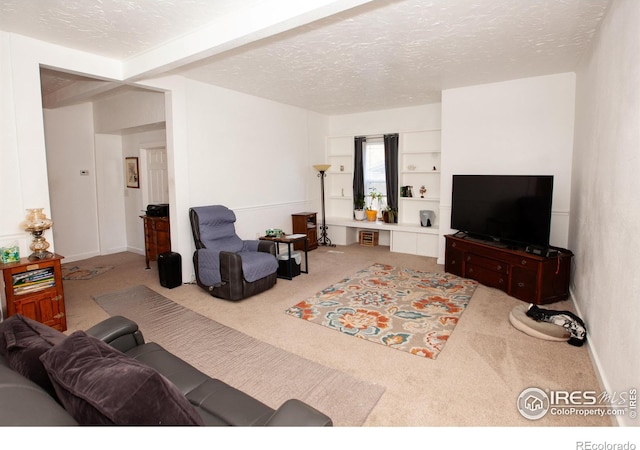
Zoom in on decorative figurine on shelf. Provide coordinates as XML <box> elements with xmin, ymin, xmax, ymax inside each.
<box><xmin>419</xmin><ymin>185</ymin><xmax>427</xmax><ymax>198</ymax></box>
<box><xmin>401</xmin><ymin>186</ymin><xmax>414</xmax><ymax>197</ymax></box>
<box><xmin>433</xmin><ymin>166</ymin><xmax>437</xmax><ymax>171</ymax></box>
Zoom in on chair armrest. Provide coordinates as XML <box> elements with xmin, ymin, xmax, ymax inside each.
<box><xmin>264</xmin><ymin>399</ymin><xmax>333</xmax><ymax>427</ymax></box>
<box><xmin>243</xmin><ymin>239</ymin><xmax>275</xmax><ymax>256</ymax></box>
<box><xmin>219</xmin><ymin>251</ymin><xmax>244</xmax><ymax>284</ymax></box>
<box><xmin>85</xmin><ymin>315</ymin><xmax>145</xmax><ymax>353</ymax></box>
<box><xmin>257</xmin><ymin>240</ymin><xmax>276</xmax><ymax>255</ymax></box>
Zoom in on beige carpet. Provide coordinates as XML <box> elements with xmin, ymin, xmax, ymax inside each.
<box><xmin>62</xmin><ymin>246</ymin><xmax>613</xmax><ymax>427</ymax></box>
<box><xmin>93</xmin><ymin>284</ymin><xmax>384</xmax><ymax>426</ymax></box>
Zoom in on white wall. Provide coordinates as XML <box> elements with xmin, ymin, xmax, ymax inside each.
<box><xmin>139</xmin><ymin>76</ymin><xmax>329</xmax><ymax>281</ymax></box>
<box><xmin>571</xmin><ymin>0</ymin><xmax>640</xmax><ymax>427</ymax></box>
<box><xmin>1</xmin><ymin>32</ymin><xmax>120</xmax><ymax>261</ymax></box>
<box><xmin>43</xmin><ymin>103</ymin><xmax>101</xmax><ymax>261</ymax></box>
<box><xmin>94</xmin><ymin>90</ymin><xmax>165</xmax><ymax>134</ymax></box>
<box><xmin>440</xmin><ymin>73</ymin><xmax>576</xmax><ymax>262</ymax></box>
<box><xmin>0</xmin><ymin>33</ymin><xmax>29</xmax><ymax>255</ymax></box>
<box><xmin>40</xmin><ymin>89</ymin><xmax>166</xmax><ymax>262</ymax></box>
<box><xmin>94</xmin><ymin>134</ymin><xmax>127</xmax><ymax>255</ymax></box>
<box><xmin>329</xmin><ymin>103</ymin><xmax>441</xmax><ymax>136</ymax></box>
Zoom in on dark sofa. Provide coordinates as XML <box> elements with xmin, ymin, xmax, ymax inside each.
<box><xmin>0</xmin><ymin>314</ymin><xmax>332</xmax><ymax>426</ymax></box>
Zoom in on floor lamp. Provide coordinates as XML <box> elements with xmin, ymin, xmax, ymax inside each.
<box><xmin>313</xmin><ymin>164</ymin><xmax>335</xmax><ymax>247</ymax></box>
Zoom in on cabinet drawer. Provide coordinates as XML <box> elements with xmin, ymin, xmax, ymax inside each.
<box><xmin>466</xmin><ymin>264</ymin><xmax>507</xmax><ymax>290</ymax></box>
<box><xmin>466</xmin><ymin>254</ymin><xmax>508</xmax><ymax>274</ymax></box>
<box><xmin>445</xmin><ymin>247</ymin><xmax>463</xmax><ymax>276</ymax></box>
<box><xmin>14</xmin><ymin>289</ymin><xmax>65</xmax><ymax>331</ymax></box>
<box><xmin>510</xmin><ymin>267</ymin><xmax>537</xmax><ymax>301</ymax></box>
<box><xmin>153</xmin><ymin>220</ymin><xmax>170</xmax><ymax>231</ymax></box>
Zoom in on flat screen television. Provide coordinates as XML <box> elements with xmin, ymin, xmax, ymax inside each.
<box><xmin>451</xmin><ymin>175</ymin><xmax>554</xmax><ymax>249</ymax></box>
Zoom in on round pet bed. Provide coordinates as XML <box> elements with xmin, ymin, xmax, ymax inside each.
<box><xmin>509</xmin><ymin>304</ymin><xmax>571</xmax><ymax>341</ymax></box>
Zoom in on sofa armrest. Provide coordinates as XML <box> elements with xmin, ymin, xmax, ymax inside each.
<box><xmin>264</xmin><ymin>399</ymin><xmax>333</xmax><ymax>427</ymax></box>
<box><xmin>85</xmin><ymin>315</ymin><xmax>145</xmax><ymax>353</ymax></box>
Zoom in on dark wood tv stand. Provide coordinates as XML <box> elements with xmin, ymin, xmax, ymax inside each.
<box><xmin>444</xmin><ymin>234</ymin><xmax>573</xmax><ymax>305</ymax></box>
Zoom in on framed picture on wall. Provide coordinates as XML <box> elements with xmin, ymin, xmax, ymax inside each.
<box><xmin>125</xmin><ymin>157</ymin><xmax>140</xmax><ymax>188</ymax></box>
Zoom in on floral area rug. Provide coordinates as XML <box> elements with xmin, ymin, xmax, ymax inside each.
<box><xmin>285</xmin><ymin>263</ymin><xmax>478</xmax><ymax>359</ymax></box>
<box><xmin>61</xmin><ymin>265</ymin><xmax>113</xmax><ymax>280</ymax></box>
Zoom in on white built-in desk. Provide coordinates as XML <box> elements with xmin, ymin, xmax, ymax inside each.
<box><xmin>325</xmin><ymin>217</ymin><xmax>439</xmax><ymax>257</ymax></box>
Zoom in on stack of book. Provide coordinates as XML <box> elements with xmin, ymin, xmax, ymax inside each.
<box><xmin>12</xmin><ymin>268</ymin><xmax>55</xmax><ymax>295</ymax></box>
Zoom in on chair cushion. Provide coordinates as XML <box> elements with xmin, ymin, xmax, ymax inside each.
<box><xmin>0</xmin><ymin>314</ymin><xmax>66</xmax><ymax>398</ymax></box>
<box><xmin>40</xmin><ymin>331</ymin><xmax>204</xmax><ymax>425</ymax></box>
<box><xmin>191</xmin><ymin>205</ymin><xmax>243</xmax><ymax>252</ymax></box>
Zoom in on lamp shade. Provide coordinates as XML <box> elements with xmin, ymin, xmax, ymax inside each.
<box><xmin>21</xmin><ymin>208</ymin><xmax>53</xmax><ymax>232</ymax></box>
<box><xmin>313</xmin><ymin>164</ymin><xmax>331</xmax><ymax>172</ymax></box>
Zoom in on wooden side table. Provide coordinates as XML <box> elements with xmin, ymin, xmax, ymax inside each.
<box><xmin>0</xmin><ymin>254</ymin><xmax>67</xmax><ymax>331</ymax></box>
<box><xmin>259</xmin><ymin>235</ymin><xmax>309</xmax><ymax>280</ymax></box>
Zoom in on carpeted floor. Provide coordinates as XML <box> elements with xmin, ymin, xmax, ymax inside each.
<box><xmin>286</xmin><ymin>263</ymin><xmax>478</xmax><ymax>359</ymax></box>
<box><xmin>61</xmin><ymin>246</ymin><xmax>613</xmax><ymax>427</ymax></box>
<box><xmin>93</xmin><ymin>284</ymin><xmax>384</xmax><ymax>426</ymax></box>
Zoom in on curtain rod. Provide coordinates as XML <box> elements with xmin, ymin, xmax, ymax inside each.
<box><xmin>357</xmin><ymin>133</ymin><xmax>398</xmax><ymax>140</ymax></box>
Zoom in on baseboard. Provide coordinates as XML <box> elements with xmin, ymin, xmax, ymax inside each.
<box><xmin>569</xmin><ymin>288</ymin><xmax>621</xmax><ymax>426</ymax></box>
<box><xmin>126</xmin><ymin>246</ymin><xmax>145</xmax><ymax>256</ymax></box>
<box><xmin>58</xmin><ymin>250</ymin><xmax>101</xmax><ymax>263</ymax></box>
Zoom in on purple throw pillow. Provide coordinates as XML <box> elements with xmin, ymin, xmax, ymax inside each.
<box><xmin>0</xmin><ymin>314</ymin><xmax>66</xmax><ymax>398</ymax></box>
<box><xmin>40</xmin><ymin>331</ymin><xmax>203</xmax><ymax>426</ymax></box>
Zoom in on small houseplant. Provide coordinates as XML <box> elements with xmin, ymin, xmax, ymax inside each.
<box><xmin>366</xmin><ymin>188</ymin><xmax>382</xmax><ymax>221</ymax></box>
<box><xmin>382</xmin><ymin>206</ymin><xmax>396</xmax><ymax>223</ymax></box>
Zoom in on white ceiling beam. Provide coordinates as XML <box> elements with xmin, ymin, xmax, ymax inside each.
<box><xmin>123</xmin><ymin>0</ymin><xmax>374</xmax><ymax>81</ymax></box>
<box><xmin>41</xmin><ymin>79</ymin><xmax>122</xmax><ymax>109</ymax></box>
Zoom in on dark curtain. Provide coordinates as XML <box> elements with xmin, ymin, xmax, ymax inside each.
<box><xmin>384</xmin><ymin>133</ymin><xmax>399</xmax><ymax>222</ymax></box>
<box><xmin>353</xmin><ymin>136</ymin><xmax>366</xmax><ymax>214</ymax></box>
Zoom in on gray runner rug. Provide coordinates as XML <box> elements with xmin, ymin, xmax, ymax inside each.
<box><xmin>93</xmin><ymin>285</ymin><xmax>385</xmax><ymax>426</ymax></box>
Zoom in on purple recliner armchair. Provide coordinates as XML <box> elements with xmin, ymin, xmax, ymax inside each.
<box><xmin>189</xmin><ymin>205</ymin><xmax>278</xmax><ymax>300</ymax></box>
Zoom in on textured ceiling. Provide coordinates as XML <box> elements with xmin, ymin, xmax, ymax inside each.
<box><xmin>2</xmin><ymin>0</ymin><xmax>612</xmax><ymax>114</ymax></box>
<box><xmin>179</xmin><ymin>0</ymin><xmax>611</xmax><ymax>113</ymax></box>
<box><xmin>0</xmin><ymin>0</ymin><xmax>263</xmax><ymax>59</ymax></box>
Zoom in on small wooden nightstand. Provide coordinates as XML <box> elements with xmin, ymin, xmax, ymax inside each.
<box><xmin>291</xmin><ymin>212</ymin><xmax>318</xmax><ymax>251</ymax></box>
<box><xmin>0</xmin><ymin>254</ymin><xmax>67</xmax><ymax>331</ymax></box>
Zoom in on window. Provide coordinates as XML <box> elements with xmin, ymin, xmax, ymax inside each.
<box><xmin>363</xmin><ymin>139</ymin><xmax>386</xmax><ymax>207</ymax></box>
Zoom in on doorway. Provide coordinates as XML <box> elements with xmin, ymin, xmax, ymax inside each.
<box><xmin>140</xmin><ymin>146</ymin><xmax>169</xmax><ymax>206</ymax></box>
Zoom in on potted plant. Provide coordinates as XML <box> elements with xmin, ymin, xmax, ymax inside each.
<box><xmin>354</xmin><ymin>194</ymin><xmax>366</xmax><ymax>221</ymax></box>
<box><xmin>382</xmin><ymin>206</ymin><xmax>396</xmax><ymax>224</ymax></box>
<box><xmin>365</xmin><ymin>206</ymin><xmax>377</xmax><ymax>222</ymax></box>
<box><xmin>367</xmin><ymin>187</ymin><xmax>383</xmax><ymax>219</ymax></box>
